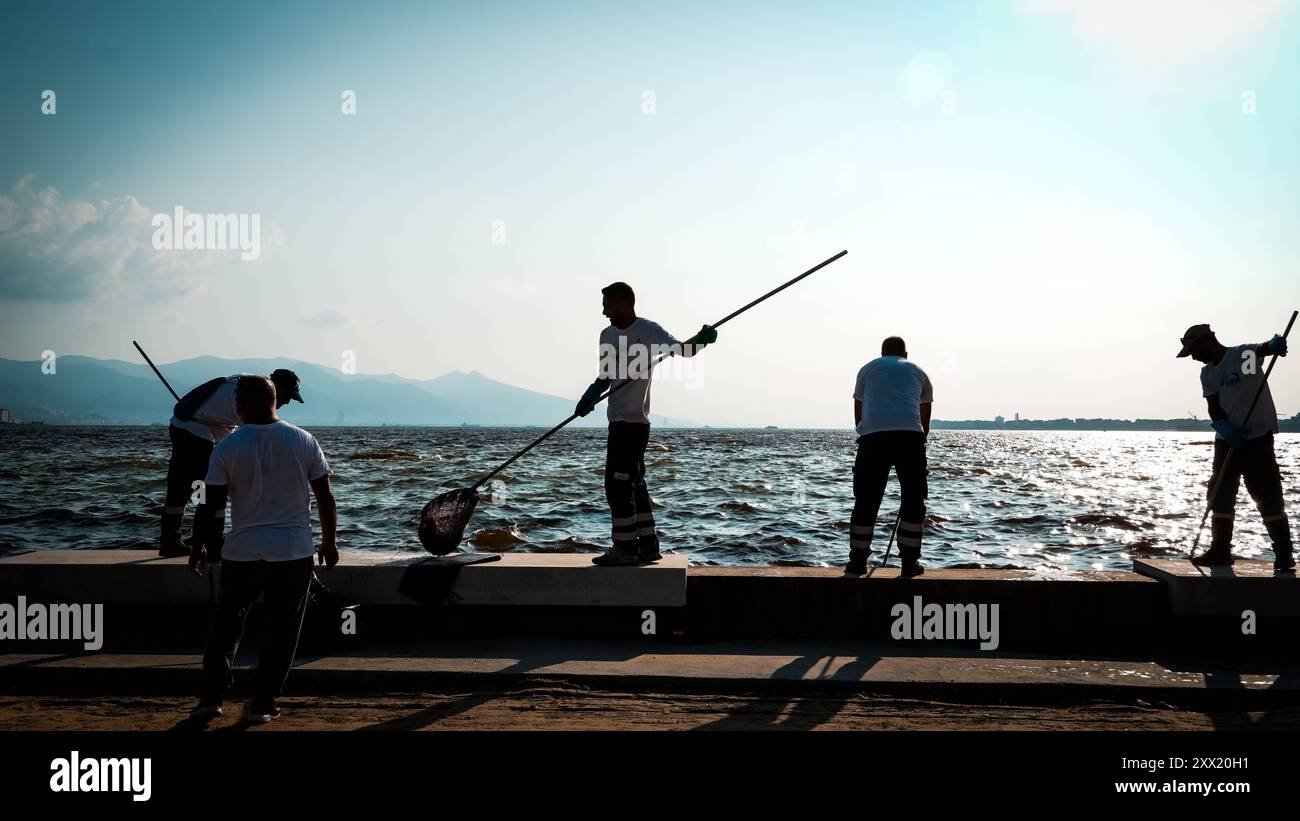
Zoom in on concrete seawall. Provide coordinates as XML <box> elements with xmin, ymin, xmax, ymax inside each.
<box><xmin>0</xmin><ymin>550</ymin><xmax>1295</xmax><ymax>656</ymax></box>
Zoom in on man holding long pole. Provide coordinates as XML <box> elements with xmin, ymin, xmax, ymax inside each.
<box><xmin>574</xmin><ymin>282</ymin><xmax>717</xmax><ymax>566</ymax></box>
<box><xmin>1178</xmin><ymin>320</ymin><xmax>1294</xmax><ymax>570</ymax></box>
<box><xmin>417</xmin><ymin>251</ymin><xmax>848</xmax><ymax>556</ymax></box>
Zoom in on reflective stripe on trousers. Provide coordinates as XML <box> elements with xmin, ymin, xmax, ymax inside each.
<box><xmin>605</xmin><ymin>421</ymin><xmax>656</xmax><ymax>547</ymax></box>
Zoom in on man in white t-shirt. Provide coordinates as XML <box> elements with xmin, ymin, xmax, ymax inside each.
<box><xmin>160</xmin><ymin>368</ymin><xmax>304</xmax><ymax>557</ymax></box>
<box><xmin>573</xmin><ymin>281</ymin><xmax>717</xmax><ymax>566</ymax></box>
<box><xmin>1177</xmin><ymin>323</ymin><xmax>1292</xmax><ymax>570</ymax></box>
<box><xmin>847</xmin><ymin>336</ymin><xmax>933</xmax><ymax>577</ymax></box>
<box><xmin>186</xmin><ymin>375</ymin><xmax>338</xmax><ymax>723</ymax></box>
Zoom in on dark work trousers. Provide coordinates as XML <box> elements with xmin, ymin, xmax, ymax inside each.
<box><xmin>605</xmin><ymin>421</ymin><xmax>657</xmax><ymax>553</ymax></box>
<box><xmin>851</xmin><ymin>431</ymin><xmax>928</xmax><ymax>561</ymax></box>
<box><xmin>1208</xmin><ymin>433</ymin><xmax>1292</xmax><ymax>553</ymax></box>
<box><xmin>202</xmin><ymin>556</ymin><xmax>314</xmax><ymax>703</ymax></box>
<box><xmin>161</xmin><ymin>425</ymin><xmax>223</xmax><ymax>553</ymax></box>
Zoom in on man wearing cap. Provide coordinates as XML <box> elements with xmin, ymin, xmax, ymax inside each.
<box><xmin>1178</xmin><ymin>324</ymin><xmax>1293</xmax><ymax>570</ymax></box>
<box><xmin>159</xmin><ymin>368</ymin><xmax>304</xmax><ymax>558</ymax></box>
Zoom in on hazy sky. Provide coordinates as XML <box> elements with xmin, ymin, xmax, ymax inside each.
<box><xmin>2</xmin><ymin>0</ymin><xmax>1298</xmax><ymax>427</ymax></box>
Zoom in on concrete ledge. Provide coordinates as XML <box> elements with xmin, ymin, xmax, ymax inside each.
<box><xmin>685</xmin><ymin>564</ymin><xmax>1171</xmax><ymax>650</ymax></box>
<box><xmin>329</xmin><ymin>552</ymin><xmax>687</xmax><ymax>607</ymax></box>
<box><xmin>0</xmin><ymin>549</ymin><xmax>688</xmax><ymax>608</ymax></box>
<box><xmin>4</xmin><ymin>551</ymin><xmax>1297</xmax><ymax>655</ymax></box>
<box><xmin>1134</xmin><ymin>558</ymin><xmax>1299</xmax><ymax>616</ymax></box>
<box><xmin>0</xmin><ymin>550</ymin><xmax>214</xmax><ymax>604</ymax></box>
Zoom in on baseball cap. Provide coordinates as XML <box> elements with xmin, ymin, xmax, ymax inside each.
<box><xmin>269</xmin><ymin>368</ymin><xmax>304</xmax><ymax>403</ymax></box>
<box><xmin>1176</xmin><ymin>324</ymin><xmax>1214</xmax><ymax>358</ymax></box>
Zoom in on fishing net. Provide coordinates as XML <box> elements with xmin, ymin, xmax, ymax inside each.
<box><xmin>301</xmin><ymin>571</ymin><xmax>360</xmax><ymax>650</ymax></box>
<box><xmin>418</xmin><ymin>487</ymin><xmax>480</xmax><ymax>555</ymax></box>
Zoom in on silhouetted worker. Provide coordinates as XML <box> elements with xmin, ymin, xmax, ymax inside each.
<box><xmin>1177</xmin><ymin>323</ymin><xmax>1293</xmax><ymax>570</ymax></box>
<box><xmin>160</xmin><ymin>368</ymin><xmax>304</xmax><ymax>557</ymax></box>
<box><xmin>187</xmin><ymin>375</ymin><xmax>337</xmax><ymax>723</ymax></box>
<box><xmin>847</xmin><ymin>336</ymin><xmax>932</xmax><ymax>577</ymax></box>
<box><xmin>574</xmin><ymin>281</ymin><xmax>717</xmax><ymax>566</ymax></box>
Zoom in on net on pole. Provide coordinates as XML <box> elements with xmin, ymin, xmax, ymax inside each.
<box><xmin>412</xmin><ymin>251</ymin><xmax>849</xmax><ymax>556</ymax></box>
<box><xmin>417</xmin><ymin>487</ymin><xmax>480</xmax><ymax>555</ymax></box>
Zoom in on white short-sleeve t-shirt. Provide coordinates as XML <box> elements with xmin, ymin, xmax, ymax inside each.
<box><xmin>204</xmin><ymin>420</ymin><xmax>330</xmax><ymax>561</ymax></box>
<box><xmin>598</xmin><ymin>318</ymin><xmax>680</xmax><ymax>425</ymax></box>
<box><xmin>1200</xmin><ymin>343</ymin><xmax>1278</xmax><ymax>441</ymax></box>
<box><xmin>170</xmin><ymin>377</ymin><xmax>241</xmax><ymax>443</ymax></box>
<box><xmin>852</xmin><ymin>356</ymin><xmax>934</xmax><ymax>437</ymax></box>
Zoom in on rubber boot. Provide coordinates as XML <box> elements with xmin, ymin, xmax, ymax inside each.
<box><xmin>593</xmin><ymin>544</ymin><xmax>639</xmax><ymax>566</ymax></box>
<box><xmin>1192</xmin><ymin>516</ymin><xmax>1235</xmax><ymax>566</ymax></box>
<box><xmin>1274</xmin><ymin>544</ymin><xmax>1296</xmax><ymax>572</ymax></box>
<box><xmin>637</xmin><ymin>531</ymin><xmax>662</xmax><ymax>564</ymax></box>
<box><xmin>898</xmin><ymin>520</ymin><xmax>925</xmax><ymax>577</ymax></box>
<box><xmin>847</xmin><ymin>524</ymin><xmax>872</xmax><ymax>574</ymax></box>
<box><xmin>899</xmin><ymin>551</ymin><xmax>925</xmax><ymax>578</ymax></box>
<box><xmin>1263</xmin><ymin>514</ymin><xmax>1295</xmax><ymax>571</ymax></box>
<box><xmin>160</xmin><ymin>512</ymin><xmax>186</xmax><ymax>557</ymax></box>
<box><xmin>845</xmin><ymin>548</ymin><xmax>868</xmax><ymax>575</ymax></box>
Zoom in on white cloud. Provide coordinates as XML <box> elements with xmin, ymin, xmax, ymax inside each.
<box><xmin>299</xmin><ymin>308</ymin><xmax>351</xmax><ymax>327</ymax></box>
<box><xmin>0</xmin><ymin>175</ymin><xmax>272</xmax><ymax>302</ymax></box>
<box><xmin>1020</xmin><ymin>0</ymin><xmax>1291</xmax><ymax>64</ymax></box>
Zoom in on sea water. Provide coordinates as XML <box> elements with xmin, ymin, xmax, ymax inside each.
<box><xmin>0</xmin><ymin>426</ymin><xmax>1294</xmax><ymax>572</ymax></box>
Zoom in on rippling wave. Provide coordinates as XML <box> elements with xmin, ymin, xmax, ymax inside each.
<box><xmin>0</xmin><ymin>426</ymin><xmax>1294</xmax><ymax>570</ymax></box>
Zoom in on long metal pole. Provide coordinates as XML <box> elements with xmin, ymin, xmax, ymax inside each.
<box><xmin>1189</xmin><ymin>310</ymin><xmax>1297</xmax><ymax>558</ymax></box>
<box><xmin>132</xmin><ymin>340</ymin><xmax>181</xmax><ymax>402</ymax></box>
<box><xmin>471</xmin><ymin>250</ymin><xmax>849</xmax><ymax>489</ymax></box>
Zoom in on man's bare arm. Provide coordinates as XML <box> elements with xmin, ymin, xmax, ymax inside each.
<box><xmin>920</xmin><ymin>402</ymin><xmax>932</xmax><ymax>438</ymax></box>
<box><xmin>1206</xmin><ymin>394</ymin><xmax>1227</xmax><ymax>422</ymax></box>
<box><xmin>310</xmin><ymin>474</ymin><xmax>339</xmax><ymax>567</ymax></box>
<box><xmin>189</xmin><ymin>484</ymin><xmax>227</xmax><ymax>576</ymax></box>
<box><xmin>854</xmin><ymin>399</ymin><xmax>862</xmax><ymax>426</ymax></box>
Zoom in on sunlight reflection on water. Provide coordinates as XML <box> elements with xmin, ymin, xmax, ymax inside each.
<box><xmin>1</xmin><ymin>427</ymin><xmax>1294</xmax><ymax>571</ymax></box>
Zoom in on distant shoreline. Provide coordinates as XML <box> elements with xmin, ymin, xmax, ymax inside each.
<box><xmin>3</xmin><ymin>421</ymin><xmax>1298</xmax><ymax>433</ymax></box>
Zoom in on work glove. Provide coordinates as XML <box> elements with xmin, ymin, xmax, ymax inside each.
<box><xmin>687</xmin><ymin>324</ymin><xmax>718</xmax><ymax>346</ymax></box>
<box><xmin>1210</xmin><ymin>419</ymin><xmax>1247</xmax><ymax>450</ymax></box>
<box><xmin>575</xmin><ymin>382</ymin><xmax>604</xmax><ymax>417</ymax></box>
<box><xmin>1267</xmin><ymin>334</ymin><xmax>1288</xmax><ymax>357</ymax></box>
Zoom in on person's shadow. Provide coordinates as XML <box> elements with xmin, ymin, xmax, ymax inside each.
<box><xmin>353</xmin><ymin>653</ymin><xmax>580</xmax><ymax>731</ymax></box>
<box><xmin>693</xmin><ymin>653</ymin><xmax>883</xmax><ymax>730</ymax></box>
<box><xmin>1172</xmin><ymin>663</ymin><xmax>1300</xmax><ymax>730</ymax></box>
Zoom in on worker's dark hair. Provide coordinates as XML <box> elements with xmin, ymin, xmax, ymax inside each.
<box><xmin>235</xmin><ymin>374</ymin><xmax>276</xmax><ymax>409</ymax></box>
<box><xmin>602</xmin><ymin>281</ymin><xmax>635</xmax><ymax>304</ymax></box>
<box><xmin>881</xmin><ymin>336</ymin><xmax>907</xmax><ymax>357</ymax></box>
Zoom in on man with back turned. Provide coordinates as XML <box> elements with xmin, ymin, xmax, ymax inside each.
<box><xmin>847</xmin><ymin>336</ymin><xmax>933</xmax><ymax>577</ymax></box>
<box><xmin>1177</xmin><ymin>323</ymin><xmax>1293</xmax><ymax>570</ymax></box>
<box><xmin>187</xmin><ymin>375</ymin><xmax>338</xmax><ymax>723</ymax></box>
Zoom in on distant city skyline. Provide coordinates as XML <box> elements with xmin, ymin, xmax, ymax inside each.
<box><xmin>2</xmin><ymin>0</ymin><xmax>1298</xmax><ymax>427</ymax></box>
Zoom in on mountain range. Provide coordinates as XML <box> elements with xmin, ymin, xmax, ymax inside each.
<box><xmin>0</xmin><ymin>355</ymin><xmax>700</xmax><ymax>427</ymax></box>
